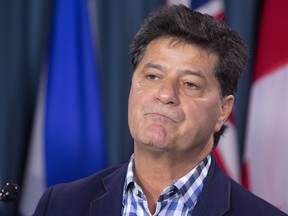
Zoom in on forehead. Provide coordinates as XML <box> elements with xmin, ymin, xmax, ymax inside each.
<box><xmin>139</xmin><ymin>38</ymin><xmax>219</xmax><ymax>77</ymax></box>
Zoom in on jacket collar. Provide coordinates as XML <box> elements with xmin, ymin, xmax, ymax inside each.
<box><xmin>192</xmin><ymin>155</ymin><xmax>231</xmax><ymax>216</ymax></box>
<box><xmin>90</xmin><ymin>164</ymin><xmax>128</xmax><ymax>216</ymax></box>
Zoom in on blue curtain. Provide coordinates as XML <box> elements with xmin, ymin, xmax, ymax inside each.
<box><xmin>0</xmin><ymin>0</ymin><xmax>52</xmax><ymax>215</ymax></box>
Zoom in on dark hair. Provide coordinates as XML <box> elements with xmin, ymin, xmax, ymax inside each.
<box><xmin>130</xmin><ymin>4</ymin><xmax>248</xmax><ymax>147</ymax></box>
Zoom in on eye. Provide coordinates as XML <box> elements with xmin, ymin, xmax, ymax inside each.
<box><xmin>146</xmin><ymin>74</ymin><xmax>159</xmax><ymax>80</ymax></box>
<box><xmin>184</xmin><ymin>81</ymin><xmax>198</xmax><ymax>90</ymax></box>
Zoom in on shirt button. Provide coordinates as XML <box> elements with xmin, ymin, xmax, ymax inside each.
<box><xmin>168</xmin><ymin>190</ymin><xmax>175</xmax><ymax>195</ymax></box>
<box><xmin>133</xmin><ymin>188</ymin><xmax>139</xmax><ymax>196</ymax></box>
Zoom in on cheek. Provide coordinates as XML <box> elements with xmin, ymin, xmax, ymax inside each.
<box><xmin>128</xmin><ymin>93</ymin><xmax>136</xmax><ymax>123</ymax></box>
<box><xmin>128</xmin><ymin>86</ymin><xmax>147</xmax><ymax>122</ymax></box>
<box><xmin>129</xmin><ymin>81</ymin><xmax>154</xmax><ymax>107</ymax></box>
<box><xmin>183</xmin><ymin>99</ymin><xmax>221</xmax><ymax>128</ymax></box>
<box><xmin>129</xmin><ymin>87</ymin><xmax>142</xmax><ymax>111</ymax></box>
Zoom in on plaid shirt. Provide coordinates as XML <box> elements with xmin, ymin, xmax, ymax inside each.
<box><xmin>122</xmin><ymin>154</ymin><xmax>211</xmax><ymax>216</ymax></box>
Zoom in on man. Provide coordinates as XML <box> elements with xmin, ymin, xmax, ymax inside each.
<box><xmin>33</xmin><ymin>5</ymin><xmax>287</xmax><ymax>216</ymax></box>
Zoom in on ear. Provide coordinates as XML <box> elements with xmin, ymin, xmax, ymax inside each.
<box><xmin>214</xmin><ymin>95</ymin><xmax>234</xmax><ymax>132</ymax></box>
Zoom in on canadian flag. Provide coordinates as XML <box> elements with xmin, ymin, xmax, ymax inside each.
<box><xmin>243</xmin><ymin>0</ymin><xmax>288</xmax><ymax>213</ymax></box>
<box><xmin>167</xmin><ymin>0</ymin><xmax>240</xmax><ymax>183</ymax></box>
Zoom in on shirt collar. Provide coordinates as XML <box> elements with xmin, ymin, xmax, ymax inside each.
<box><xmin>123</xmin><ymin>154</ymin><xmax>135</xmax><ymax>193</ymax></box>
<box><xmin>173</xmin><ymin>154</ymin><xmax>211</xmax><ymax>209</ymax></box>
<box><xmin>123</xmin><ymin>154</ymin><xmax>211</xmax><ymax>210</ymax></box>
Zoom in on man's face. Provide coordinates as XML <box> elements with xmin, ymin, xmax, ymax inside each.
<box><xmin>128</xmin><ymin>38</ymin><xmax>233</xmax><ymax>156</ymax></box>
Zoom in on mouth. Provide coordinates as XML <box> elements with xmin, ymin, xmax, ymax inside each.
<box><xmin>146</xmin><ymin>112</ymin><xmax>177</xmax><ymax>123</ymax></box>
<box><xmin>142</xmin><ymin>104</ymin><xmax>184</xmax><ymax>123</ymax></box>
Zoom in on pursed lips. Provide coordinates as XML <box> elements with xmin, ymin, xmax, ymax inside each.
<box><xmin>145</xmin><ymin>112</ymin><xmax>179</xmax><ymax>123</ymax></box>
<box><xmin>142</xmin><ymin>104</ymin><xmax>185</xmax><ymax>123</ymax></box>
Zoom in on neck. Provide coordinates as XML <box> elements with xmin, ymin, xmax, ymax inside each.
<box><xmin>133</xmin><ymin>143</ymin><xmax>212</xmax><ymax>214</ymax></box>
<box><xmin>133</xmin><ymin>143</ymin><xmax>212</xmax><ymax>184</ymax></box>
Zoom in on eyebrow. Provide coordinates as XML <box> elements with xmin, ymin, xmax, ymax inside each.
<box><xmin>182</xmin><ymin>69</ymin><xmax>207</xmax><ymax>81</ymax></box>
<box><xmin>143</xmin><ymin>62</ymin><xmax>163</xmax><ymax>71</ymax></box>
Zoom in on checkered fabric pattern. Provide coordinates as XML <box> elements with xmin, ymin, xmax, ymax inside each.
<box><xmin>122</xmin><ymin>154</ymin><xmax>211</xmax><ymax>215</ymax></box>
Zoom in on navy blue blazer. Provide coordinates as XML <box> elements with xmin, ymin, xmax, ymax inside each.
<box><xmin>33</xmin><ymin>155</ymin><xmax>287</xmax><ymax>215</ymax></box>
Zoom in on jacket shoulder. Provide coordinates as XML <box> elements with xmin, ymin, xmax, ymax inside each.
<box><xmin>33</xmin><ymin>164</ymin><xmax>128</xmax><ymax>216</ymax></box>
<box><xmin>229</xmin><ymin>179</ymin><xmax>287</xmax><ymax>215</ymax></box>
<box><xmin>193</xmin><ymin>155</ymin><xmax>287</xmax><ymax>216</ymax></box>
<box><xmin>50</xmin><ymin>164</ymin><xmax>126</xmax><ymax>195</ymax></box>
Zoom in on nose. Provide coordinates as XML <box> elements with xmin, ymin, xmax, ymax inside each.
<box><xmin>155</xmin><ymin>79</ymin><xmax>180</xmax><ymax>105</ymax></box>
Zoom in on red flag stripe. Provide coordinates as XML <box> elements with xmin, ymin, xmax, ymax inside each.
<box><xmin>253</xmin><ymin>0</ymin><xmax>288</xmax><ymax>82</ymax></box>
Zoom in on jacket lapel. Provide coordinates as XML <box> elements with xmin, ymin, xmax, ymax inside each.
<box><xmin>192</xmin><ymin>155</ymin><xmax>231</xmax><ymax>216</ymax></box>
<box><xmin>90</xmin><ymin>164</ymin><xmax>128</xmax><ymax>216</ymax></box>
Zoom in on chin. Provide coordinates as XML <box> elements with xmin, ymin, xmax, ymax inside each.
<box><xmin>139</xmin><ymin>138</ymin><xmax>171</xmax><ymax>152</ymax></box>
